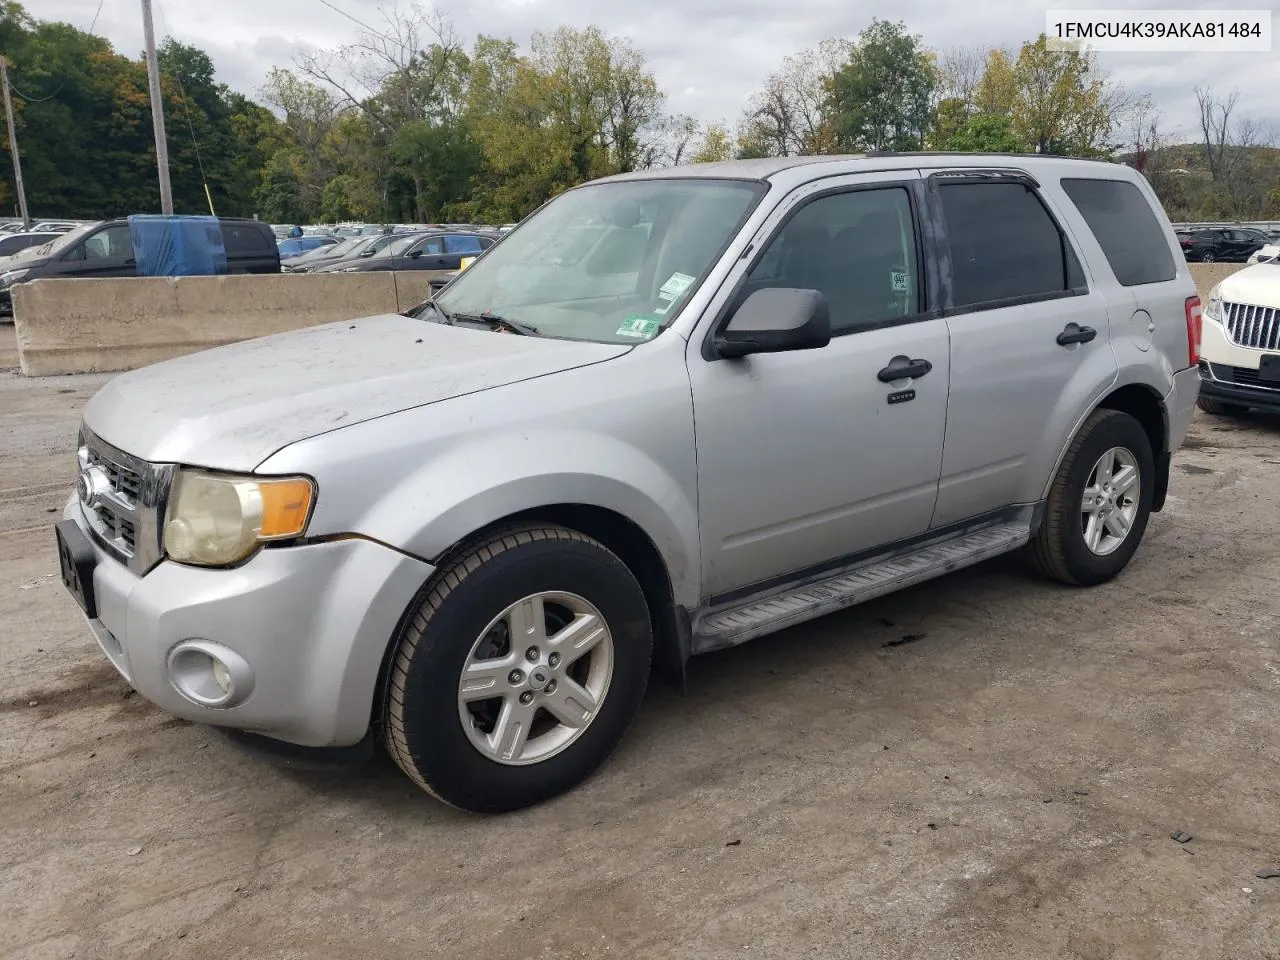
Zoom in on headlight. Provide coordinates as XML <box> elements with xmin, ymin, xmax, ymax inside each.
<box><xmin>1205</xmin><ymin>285</ymin><xmax>1222</xmax><ymax>321</ymax></box>
<box><xmin>163</xmin><ymin>470</ymin><xmax>315</xmax><ymax>566</ymax></box>
<box><xmin>0</xmin><ymin>268</ymin><xmax>29</xmax><ymax>288</ymax></box>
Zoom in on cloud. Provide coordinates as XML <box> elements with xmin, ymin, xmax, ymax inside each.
<box><xmin>35</xmin><ymin>0</ymin><xmax>1279</xmax><ymax>143</ymax></box>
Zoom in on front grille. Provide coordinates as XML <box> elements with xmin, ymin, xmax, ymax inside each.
<box><xmin>1221</xmin><ymin>301</ymin><xmax>1280</xmax><ymax>350</ymax></box>
<box><xmin>77</xmin><ymin>428</ymin><xmax>172</xmax><ymax>574</ymax></box>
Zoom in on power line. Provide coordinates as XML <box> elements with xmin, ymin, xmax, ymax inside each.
<box><xmin>6</xmin><ymin>0</ymin><xmax>106</xmax><ymax>103</ymax></box>
<box><xmin>315</xmin><ymin>0</ymin><xmax>396</xmax><ymax>43</ymax></box>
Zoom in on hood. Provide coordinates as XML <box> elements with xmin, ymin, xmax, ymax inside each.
<box><xmin>1216</xmin><ymin>262</ymin><xmax>1280</xmax><ymax>306</ymax></box>
<box><xmin>83</xmin><ymin>313</ymin><xmax>631</xmax><ymax>471</ymax></box>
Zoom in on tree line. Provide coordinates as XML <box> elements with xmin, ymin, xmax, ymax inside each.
<box><xmin>2</xmin><ymin>1</ymin><xmax>1276</xmax><ymax>225</ymax></box>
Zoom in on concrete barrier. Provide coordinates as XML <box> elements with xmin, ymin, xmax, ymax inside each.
<box><xmin>8</xmin><ymin>263</ymin><xmax>1256</xmax><ymax>377</ymax></box>
<box><xmin>14</xmin><ymin>273</ymin><xmax>402</xmax><ymax>376</ymax></box>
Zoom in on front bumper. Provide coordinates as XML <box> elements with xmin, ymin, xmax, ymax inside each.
<box><xmin>1199</xmin><ymin>362</ymin><xmax>1280</xmax><ymax>412</ymax></box>
<box><xmin>61</xmin><ymin>497</ymin><xmax>434</xmax><ymax>747</ymax></box>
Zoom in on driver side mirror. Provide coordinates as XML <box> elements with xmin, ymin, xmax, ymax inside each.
<box><xmin>714</xmin><ymin>288</ymin><xmax>831</xmax><ymax>359</ymax></box>
<box><xmin>408</xmin><ymin>249</ymin><xmax>424</xmax><ymax>259</ymax></box>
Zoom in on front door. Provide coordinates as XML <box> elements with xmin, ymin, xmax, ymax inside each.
<box><xmin>689</xmin><ymin>171</ymin><xmax>951</xmax><ymax>600</ymax></box>
<box><xmin>402</xmin><ymin>235</ymin><xmax>449</xmax><ymax>272</ymax></box>
<box><xmin>54</xmin><ymin>224</ymin><xmax>137</xmax><ymax>279</ymax></box>
<box><xmin>926</xmin><ymin>172</ymin><xmax>1119</xmax><ymax>527</ymax></box>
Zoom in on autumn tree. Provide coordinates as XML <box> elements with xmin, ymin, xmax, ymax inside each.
<box><xmin>974</xmin><ymin>49</ymin><xmax>1017</xmax><ymax>117</ymax></box>
<box><xmin>1009</xmin><ymin>35</ymin><xmax>1119</xmax><ymax>157</ymax></box>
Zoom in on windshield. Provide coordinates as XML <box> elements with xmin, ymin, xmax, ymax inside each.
<box><xmin>434</xmin><ymin>178</ymin><xmax>764</xmax><ymax>343</ymax></box>
<box><xmin>20</xmin><ymin>222</ymin><xmax>99</xmax><ymax>260</ymax></box>
<box><xmin>293</xmin><ymin>238</ymin><xmax>354</xmax><ymax>261</ymax></box>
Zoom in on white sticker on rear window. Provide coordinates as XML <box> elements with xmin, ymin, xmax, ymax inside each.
<box><xmin>891</xmin><ymin>271</ymin><xmax>909</xmax><ymax>292</ymax></box>
<box><xmin>660</xmin><ymin>272</ymin><xmax>695</xmax><ymax>298</ymax></box>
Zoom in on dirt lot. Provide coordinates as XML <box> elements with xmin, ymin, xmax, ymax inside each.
<box><xmin>3</xmin><ymin>367</ymin><xmax>1279</xmax><ymax>960</ymax></box>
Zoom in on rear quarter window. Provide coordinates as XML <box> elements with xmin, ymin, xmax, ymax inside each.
<box><xmin>1060</xmin><ymin>178</ymin><xmax>1176</xmax><ymax>287</ymax></box>
<box><xmin>1054</xmin><ymin>179</ymin><xmax>1172</xmax><ymax>288</ymax></box>
<box><xmin>222</xmin><ymin>223</ymin><xmax>275</xmax><ymax>256</ymax></box>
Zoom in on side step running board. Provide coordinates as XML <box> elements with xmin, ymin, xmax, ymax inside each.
<box><xmin>692</xmin><ymin>521</ymin><xmax>1031</xmax><ymax>653</ymax></box>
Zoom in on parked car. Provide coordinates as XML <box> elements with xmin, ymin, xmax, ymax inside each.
<box><xmin>277</xmin><ymin>235</ymin><xmax>338</xmax><ymax>259</ymax></box>
<box><xmin>282</xmin><ymin>235</ymin><xmax>383</xmax><ymax>273</ymax></box>
<box><xmin>0</xmin><ymin>231</ymin><xmax>60</xmax><ymax>258</ymax></box>
<box><xmin>0</xmin><ymin>217</ymin><xmax>279</xmax><ymax>315</ymax></box>
<box><xmin>1180</xmin><ymin>227</ymin><xmax>1268</xmax><ymax>262</ymax></box>
<box><xmin>1246</xmin><ymin>242</ymin><xmax>1279</xmax><ymax>265</ymax></box>
<box><xmin>1197</xmin><ymin>256</ymin><xmax>1280</xmax><ymax>416</ymax></box>
<box><xmin>54</xmin><ymin>155</ymin><xmax>1199</xmax><ymax>812</ymax></box>
<box><xmin>314</xmin><ymin>230</ymin><xmax>496</xmax><ymax>274</ymax></box>
<box><xmin>32</xmin><ymin>220</ymin><xmax>82</xmax><ymax>233</ymax></box>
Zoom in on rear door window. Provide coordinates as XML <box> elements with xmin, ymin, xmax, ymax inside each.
<box><xmin>936</xmin><ymin>180</ymin><xmax>1085</xmax><ymax>309</ymax></box>
<box><xmin>444</xmin><ymin>234</ymin><xmax>484</xmax><ymax>254</ymax></box>
<box><xmin>1060</xmin><ymin>178</ymin><xmax>1176</xmax><ymax>287</ymax></box>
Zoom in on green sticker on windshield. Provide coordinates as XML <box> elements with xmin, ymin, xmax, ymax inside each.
<box><xmin>617</xmin><ymin>315</ymin><xmax>661</xmax><ymax>339</ymax></box>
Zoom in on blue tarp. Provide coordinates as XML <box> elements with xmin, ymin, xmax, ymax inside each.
<box><xmin>127</xmin><ymin>215</ymin><xmax>228</xmax><ymax>277</ymax></box>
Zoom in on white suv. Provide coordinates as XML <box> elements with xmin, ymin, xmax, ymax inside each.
<box><xmin>1198</xmin><ymin>255</ymin><xmax>1280</xmax><ymax>416</ymax></box>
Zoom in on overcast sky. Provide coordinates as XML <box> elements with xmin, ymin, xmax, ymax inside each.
<box><xmin>35</xmin><ymin>0</ymin><xmax>1279</xmax><ymax>146</ymax></box>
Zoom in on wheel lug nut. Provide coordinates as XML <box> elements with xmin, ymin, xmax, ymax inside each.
<box><xmin>548</xmin><ymin>653</ymin><xmax>560</xmax><ymax>668</ymax></box>
<box><xmin>525</xmin><ymin>646</ymin><xmax>539</xmax><ymax>662</ymax></box>
<box><xmin>546</xmin><ymin>679</ymin><xmax>557</xmax><ymax>694</ymax></box>
<box><xmin>519</xmin><ymin>691</ymin><xmax>534</xmax><ymax>704</ymax></box>
<box><xmin>508</xmin><ymin>670</ymin><xmax>523</xmax><ymax>684</ymax></box>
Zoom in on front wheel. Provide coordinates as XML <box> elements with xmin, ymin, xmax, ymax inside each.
<box><xmin>381</xmin><ymin>524</ymin><xmax>653</xmax><ymax>812</ymax></box>
<box><xmin>1029</xmin><ymin>409</ymin><xmax>1155</xmax><ymax>586</ymax></box>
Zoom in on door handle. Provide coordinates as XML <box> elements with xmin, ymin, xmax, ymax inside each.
<box><xmin>1056</xmin><ymin>322</ymin><xmax>1097</xmax><ymax>346</ymax></box>
<box><xmin>877</xmin><ymin>355</ymin><xmax>933</xmax><ymax>382</ymax></box>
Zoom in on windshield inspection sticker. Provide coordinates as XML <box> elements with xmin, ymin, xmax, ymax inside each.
<box><xmin>891</xmin><ymin>271</ymin><xmax>909</xmax><ymax>292</ymax></box>
<box><xmin>617</xmin><ymin>315</ymin><xmax>661</xmax><ymax>339</ymax></box>
<box><xmin>659</xmin><ymin>272</ymin><xmax>696</xmax><ymax>298</ymax></box>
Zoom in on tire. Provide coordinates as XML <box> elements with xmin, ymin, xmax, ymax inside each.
<box><xmin>382</xmin><ymin>524</ymin><xmax>653</xmax><ymax>813</ymax></box>
<box><xmin>1030</xmin><ymin>408</ymin><xmax>1155</xmax><ymax>586</ymax></box>
<box><xmin>1201</xmin><ymin>251</ymin><xmax>1216</xmax><ymax>263</ymax></box>
<box><xmin>1197</xmin><ymin>396</ymin><xmax>1247</xmax><ymax>417</ymax></box>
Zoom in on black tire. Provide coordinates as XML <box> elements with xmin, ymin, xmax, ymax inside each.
<box><xmin>382</xmin><ymin>524</ymin><xmax>653</xmax><ymax>813</ymax></box>
<box><xmin>1197</xmin><ymin>396</ymin><xmax>1247</xmax><ymax>417</ymax></box>
<box><xmin>1201</xmin><ymin>251</ymin><xmax>1216</xmax><ymax>263</ymax></box>
<box><xmin>1029</xmin><ymin>408</ymin><xmax>1155</xmax><ymax>586</ymax></box>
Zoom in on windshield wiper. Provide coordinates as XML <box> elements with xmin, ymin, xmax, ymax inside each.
<box><xmin>451</xmin><ymin>312</ymin><xmax>540</xmax><ymax>336</ymax></box>
<box><xmin>406</xmin><ymin>299</ymin><xmax>454</xmax><ymax>323</ymax></box>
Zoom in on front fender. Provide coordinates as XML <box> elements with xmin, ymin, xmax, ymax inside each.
<box><xmin>361</xmin><ymin>430</ymin><xmax>700</xmax><ymax>606</ymax></box>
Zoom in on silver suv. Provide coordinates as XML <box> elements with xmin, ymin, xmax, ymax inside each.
<box><xmin>55</xmin><ymin>155</ymin><xmax>1202</xmax><ymax>812</ymax></box>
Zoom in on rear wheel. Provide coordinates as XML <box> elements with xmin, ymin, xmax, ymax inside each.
<box><xmin>1197</xmin><ymin>396</ymin><xmax>1247</xmax><ymax>417</ymax></box>
<box><xmin>1030</xmin><ymin>409</ymin><xmax>1155</xmax><ymax>586</ymax></box>
<box><xmin>1201</xmin><ymin>251</ymin><xmax>1217</xmax><ymax>263</ymax></box>
<box><xmin>382</xmin><ymin>524</ymin><xmax>653</xmax><ymax>812</ymax></box>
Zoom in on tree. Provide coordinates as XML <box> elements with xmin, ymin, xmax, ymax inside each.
<box><xmin>974</xmin><ymin>49</ymin><xmax>1017</xmax><ymax>117</ymax></box>
<box><xmin>940</xmin><ymin>114</ymin><xmax>1027</xmax><ymax>153</ymax></box>
<box><xmin>690</xmin><ymin>122</ymin><xmax>735</xmax><ymax>163</ymax></box>
<box><xmin>1010</xmin><ymin>35</ymin><xmax>1119</xmax><ymax>157</ymax></box>
<box><xmin>737</xmin><ymin>38</ymin><xmax>851</xmax><ymax>157</ymax></box>
<box><xmin>828</xmin><ymin>20</ymin><xmax>938</xmax><ymax>152</ymax></box>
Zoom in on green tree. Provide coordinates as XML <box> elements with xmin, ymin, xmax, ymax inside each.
<box><xmin>1011</xmin><ymin>35</ymin><xmax>1116</xmax><ymax>157</ymax></box>
<box><xmin>940</xmin><ymin>114</ymin><xmax>1027</xmax><ymax>152</ymax></box>
<box><xmin>828</xmin><ymin>20</ymin><xmax>938</xmax><ymax>152</ymax></box>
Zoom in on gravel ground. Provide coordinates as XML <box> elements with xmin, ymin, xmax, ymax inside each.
<box><xmin>2</xmin><ymin>369</ymin><xmax>1279</xmax><ymax>960</ymax></box>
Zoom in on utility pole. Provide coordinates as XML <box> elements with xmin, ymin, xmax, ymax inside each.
<box><xmin>0</xmin><ymin>58</ymin><xmax>30</xmax><ymax>229</ymax></box>
<box><xmin>140</xmin><ymin>0</ymin><xmax>173</xmax><ymax>214</ymax></box>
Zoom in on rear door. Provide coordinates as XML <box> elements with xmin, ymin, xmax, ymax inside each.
<box><xmin>927</xmin><ymin>169</ymin><xmax>1119</xmax><ymax>527</ymax></box>
<box><xmin>401</xmin><ymin>235</ymin><xmax>448</xmax><ymax>271</ymax></box>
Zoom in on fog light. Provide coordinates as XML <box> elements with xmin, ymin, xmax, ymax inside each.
<box><xmin>167</xmin><ymin>640</ymin><xmax>255</xmax><ymax>708</ymax></box>
<box><xmin>211</xmin><ymin>658</ymin><xmax>232</xmax><ymax>695</ymax></box>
